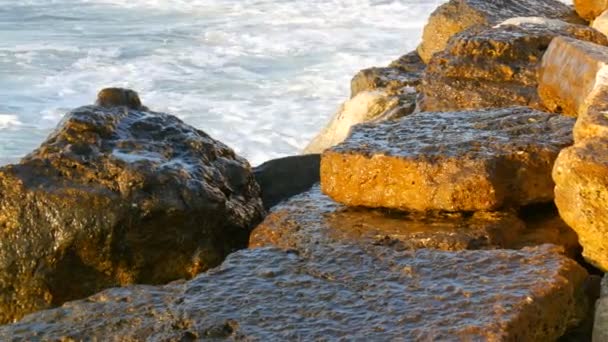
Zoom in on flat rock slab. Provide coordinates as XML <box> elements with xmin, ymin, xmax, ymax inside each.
<box><xmin>0</xmin><ymin>244</ymin><xmax>588</xmax><ymax>341</ymax></box>
<box><xmin>417</xmin><ymin>0</ymin><xmax>582</xmax><ymax>63</ymax></box>
<box><xmin>539</xmin><ymin>36</ymin><xmax>608</xmax><ymax>117</ymax></box>
<box><xmin>0</xmin><ymin>90</ymin><xmax>264</xmax><ymax>323</ymax></box>
<box><xmin>420</xmin><ymin>19</ymin><xmax>608</xmax><ymax>112</ymax></box>
<box><xmin>554</xmin><ymin>138</ymin><xmax>608</xmax><ymax>272</ymax></box>
<box><xmin>251</xmin><ymin>184</ymin><xmax>525</xmax><ymax>252</ymax></box>
<box><xmin>321</xmin><ymin>107</ymin><xmax>575</xmax><ymax>212</ymax></box>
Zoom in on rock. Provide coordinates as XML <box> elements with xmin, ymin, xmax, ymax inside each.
<box><xmin>321</xmin><ymin>107</ymin><xmax>575</xmax><ymax>212</ymax></box>
<box><xmin>303</xmin><ymin>90</ymin><xmax>416</xmax><ymax>154</ymax></box>
<box><xmin>0</xmin><ymin>91</ymin><xmax>265</xmax><ymax>323</ymax></box>
<box><xmin>95</xmin><ymin>87</ymin><xmax>143</xmax><ymax>110</ymax></box>
<box><xmin>592</xmin><ymin>10</ymin><xmax>608</xmax><ymax>37</ymax></box>
<box><xmin>420</xmin><ymin>19</ymin><xmax>608</xmax><ymax>112</ymax></box>
<box><xmin>417</xmin><ymin>0</ymin><xmax>583</xmax><ymax>63</ymax></box>
<box><xmin>350</xmin><ymin>51</ymin><xmax>425</xmax><ymax>98</ymax></box>
<box><xmin>574</xmin><ymin>93</ymin><xmax>608</xmax><ymax>143</ymax></box>
<box><xmin>0</xmin><ymin>244</ymin><xmax>589</xmax><ymax>341</ymax></box>
<box><xmin>253</xmin><ymin>154</ymin><xmax>320</xmax><ymax>210</ymax></box>
<box><xmin>574</xmin><ymin>0</ymin><xmax>608</xmax><ymax>21</ymax></box>
<box><xmin>250</xmin><ymin>184</ymin><xmax>526</xmax><ymax>252</ymax></box>
<box><xmin>539</xmin><ymin>36</ymin><xmax>608</xmax><ymax>116</ymax></box>
<box><xmin>593</xmin><ymin>274</ymin><xmax>608</xmax><ymax>341</ymax></box>
<box><xmin>553</xmin><ymin>138</ymin><xmax>608</xmax><ymax>272</ymax></box>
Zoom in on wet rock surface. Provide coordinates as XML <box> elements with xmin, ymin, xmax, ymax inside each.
<box><xmin>251</xmin><ymin>184</ymin><xmax>526</xmax><ymax>252</ymax></box>
<box><xmin>539</xmin><ymin>36</ymin><xmax>608</xmax><ymax>116</ymax></box>
<box><xmin>303</xmin><ymin>90</ymin><xmax>416</xmax><ymax>154</ymax></box>
<box><xmin>0</xmin><ymin>244</ymin><xmax>589</xmax><ymax>341</ymax></box>
<box><xmin>420</xmin><ymin>19</ymin><xmax>608</xmax><ymax>112</ymax></box>
<box><xmin>321</xmin><ymin>107</ymin><xmax>575</xmax><ymax>212</ymax></box>
<box><xmin>574</xmin><ymin>0</ymin><xmax>608</xmax><ymax>21</ymax></box>
<box><xmin>0</xmin><ymin>92</ymin><xmax>264</xmax><ymax>322</ymax></box>
<box><xmin>253</xmin><ymin>154</ymin><xmax>320</xmax><ymax>210</ymax></box>
<box><xmin>416</xmin><ymin>0</ymin><xmax>583</xmax><ymax>63</ymax></box>
<box><xmin>553</xmin><ymin>138</ymin><xmax>608</xmax><ymax>272</ymax></box>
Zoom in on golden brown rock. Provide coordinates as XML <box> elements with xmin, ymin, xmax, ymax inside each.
<box><xmin>0</xmin><ymin>245</ymin><xmax>589</xmax><ymax>341</ymax></box>
<box><xmin>574</xmin><ymin>0</ymin><xmax>608</xmax><ymax>21</ymax></box>
<box><xmin>95</xmin><ymin>87</ymin><xmax>143</xmax><ymax>109</ymax></box>
<box><xmin>539</xmin><ymin>36</ymin><xmax>608</xmax><ymax>116</ymax></box>
<box><xmin>553</xmin><ymin>138</ymin><xmax>608</xmax><ymax>272</ymax></box>
<box><xmin>321</xmin><ymin>107</ymin><xmax>575</xmax><ymax>212</ymax></box>
<box><xmin>417</xmin><ymin>0</ymin><xmax>583</xmax><ymax>63</ymax></box>
<box><xmin>250</xmin><ymin>185</ymin><xmax>526</xmax><ymax>252</ymax></box>
<box><xmin>420</xmin><ymin>19</ymin><xmax>608</xmax><ymax>112</ymax></box>
<box><xmin>0</xmin><ymin>94</ymin><xmax>264</xmax><ymax>323</ymax></box>
<box><xmin>592</xmin><ymin>9</ymin><xmax>608</xmax><ymax>37</ymax></box>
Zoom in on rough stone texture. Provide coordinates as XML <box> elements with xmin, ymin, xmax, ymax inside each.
<box><xmin>303</xmin><ymin>90</ymin><xmax>416</xmax><ymax>154</ymax></box>
<box><xmin>574</xmin><ymin>0</ymin><xmax>608</xmax><ymax>21</ymax></box>
<box><xmin>0</xmin><ymin>92</ymin><xmax>265</xmax><ymax>323</ymax></box>
<box><xmin>417</xmin><ymin>0</ymin><xmax>583</xmax><ymax>63</ymax></box>
<box><xmin>420</xmin><ymin>19</ymin><xmax>608</xmax><ymax>112</ymax></box>
<box><xmin>321</xmin><ymin>107</ymin><xmax>575</xmax><ymax>212</ymax></box>
<box><xmin>253</xmin><ymin>154</ymin><xmax>320</xmax><ymax>210</ymax></box>
<box><xmin>350</xmin><ymin>51</ymin><xmax>425</xmax><ymax>98</ymax></box>
<box><xmin>574</xmin><ymin>93</ymin><xmax>608</xmax><ymax>143</ymax></box>
<box><xmin>95</xmin><ymin>88</ymin><xmax>144</xmax><ymax>110</ymax></box>
<box><xmin>592</xmin><ymin>10</ymin><xmax>608</xmax><ymax>37</ymax></box>
<box><xmin>539</xmin><ymin>36</ymin><xmax>608</xmax><ymax>116</ymax></box>
<box><xmin>593</xmin><ymin>274</ymin><xmax>608</xmax><ymax>342</ymax></box>
<box><xmin>0</xmin><ymin>244</ymin><xmax>589</xmax><ymax>341</ymax></box>
<box><xmin>553</xmin><ymin>138</ymin><xmax>608</xmax><ymax>272</ymax></box>
<box><xmin>251</xmin><ymin>184</ymin><xmax>526</xmax><ymax>252</ymax></box>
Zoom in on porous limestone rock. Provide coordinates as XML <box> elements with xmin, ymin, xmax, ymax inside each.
<box><xmin>0</xmin><ymin>88</ymin><xmax>264</xmax><ymax>323</ymax></box>
<box><xmin>350</xmin><ymin>51</ymin><xmax>425</xmax><ymax>98</ymax></box>
<box><xmin>420</xmin><ymin>19</ymin><xmax>608</xmax><ymax>112</ymax></box>
<box><xmin>539</xmin><ymin>36</ymin><xmax>608</xmax><ymax>116</ymax></box>
<box><xmin>321</xmin><ymin>107</ymin><xmax>575</xmax><ymax>212</ymax></box>
<box><xmin>574</xmin><ymin>92</ymin><xmax>608</xmax><ymax>142</ymax></box>
<box><xmin>574</xmin><ymin>0</ymin><xmax>608</xmax><ymax>21</ymax></box>
<box><xmin>303</xmin><ymin>90</ymin><xmax>416</xmax><ymax>154</ymax></box>
<box><xmin>592</xmin><ymin>10</ymin><xmax>608</xmax><ymax>37</ymax></box>
<box><xmin>250</xmin><ymin>185</ymin><xmax>526</xmax><ymax>252</ymax></box>
<box><xmin>0</xmin><ymin>244</ymin><xmax>589</xmax><ymax>341</ymax></box>
<box><xmin>417</xmin><ymin>0</ymin><xmax>583</xmax><ymax>63</ymax></box>
<box><xmin>553</xmin><ymin>138</ymin><xmax>608</xmax><ymax>272</ymax></box>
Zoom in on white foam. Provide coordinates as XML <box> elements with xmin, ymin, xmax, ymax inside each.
<box><xmin>495</xmin><ymin>17</ymin><xmax>569</xmax><ymax>29</ymax></box>
<box><xmin>0</xmin><ymin>115</ymin><xmax>23</xmax><ymax>129</ymax></box>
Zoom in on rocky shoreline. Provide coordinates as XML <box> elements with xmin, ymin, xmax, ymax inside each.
<box><xmin>1</xmin><ymin>0</ymin><xmax>608</xmax><ymax>340</ymax></box>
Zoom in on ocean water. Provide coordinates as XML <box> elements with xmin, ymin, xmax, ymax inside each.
<box><xmin>0</xmin><ymin>0</ymin><xmax>572</xmax><ymax>166</ymax></box>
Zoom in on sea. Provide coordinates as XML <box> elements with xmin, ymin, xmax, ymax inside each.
<box><xmin>0</xmin><ymin>0</ymin><xmax>572</xmax><ymax>166</ymax></box>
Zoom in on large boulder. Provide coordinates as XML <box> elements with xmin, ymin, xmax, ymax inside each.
<box><xmin>553</xmin><ymin>138</ymin><xmax>608</xmax><ymax>272</ymax></box>
<box><xmin>321</xmin><ymin>107</ymin><xmax>575</xmax><ymax>212</ymax></box>
<box><xmin>0</xmin><ymin>88</ymin><xmax>265</xmax><ymax>323</ymax></box>
<box><xmin>417</xmin><ymin>0</ymin><xmax>583</xmax><ymax>63</ymax></box>
<box><xmin>0</xmin><ymin>244</ymin><xmax>589</xmax><ymax>341</ymax></box>
<box><xmin>420</xmin><ymin>19</ymin><xmax>608</xmax><ymax>112</ymax></box>
<box><xmin>538</xmin><ymin>36</ymin><xmax>608</xmax><ymax>116</ymax></box>
<box><xmin>251</xmin><ymin>184</ymin><xmax>526</xmax><ymax>252</ymax></box>
<box><xmin>574</xmin><ymin>0</ymin><xmax>608</xmax><ymax>21</ymax></box>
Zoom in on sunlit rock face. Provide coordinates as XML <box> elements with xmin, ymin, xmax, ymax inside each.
<box><xmin>0</xmin><ymin>244</ymin><xmax>589</xmax><ymax>341</ymax></box>
<box><xmin>539</xmin><ymin>36</ymin><xmax>608</xmax><ymax>116</ymax></box>
<box><xmin>321</xmin><ymin>107</ymin><xmax>574</xmax><ymax>212</ymax></box>
<box><xmin>592</xmin><ymin>10</ymin><xmax>608</xmax><ymax>37</ymax></box>
<box><xmin>416</xmin><ymin>0</ymin><xmax>583</xmax><ymax>64</ymax></box>
<box><xmin>574</xmin><ymin>0</ymin><xmax>608</xmax><ymax>21</ymax></box>
<box><xmin>0</xmin><ymin>88</ymin><xmax>264</xmax><ymax>323</ymax></box>
<box><xmin>419</xmin><ymin>19</ymin><xmax>608</xmax><ymax>112</ymax></box>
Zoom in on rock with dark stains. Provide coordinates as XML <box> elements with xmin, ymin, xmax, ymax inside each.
<box><xmin>417</xmin><ymin>0</ymin><xmax>583</xmax><ymax>63</ymax></box>
<box><xmin>321</xmin><ymin>107</ymin><xmax>575</xmax><ymax>212</ymax></box>
<box><xmin>0</xmin><ymin>89</ymin><xmax>265</xmax><ymax>323</ymax></box>
<box><xmin>0</xmin><ymin>244</ymin><xmax>589</xmax><ymax>341</ymax></box>
<box><xmin>251</xmin><ymin>184</ymin><xmax>526</xmax><ymax>252</ymax></box>
<box><xmin>420</xmin><ymin>18</ymin><xmax>608</xmax><ymax>112</ymax></box>
<box><xmin>539</xmin><ymin>36</ymin><xmax>608</xmax><ymax>117</ymax></box>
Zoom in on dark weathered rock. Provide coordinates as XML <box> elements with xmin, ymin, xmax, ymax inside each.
<box><xmin>0</xmin><ymin>244</ymin><xmax>589</xmax><ymax>341</ymax></box>
<box><xmin>0</xmin><ymin>91</ymin><xmax>264</xmax><ymax>323</ymax></box>
<box><xmin>574</xmin><ymin>0</ymin><xmax>608</xmax><ymax>21</ymax></box>
<box><xmin>251</xmin><ymin>184</ymin><xmax>526</xmax><ymax>252</ymax></box>
<box><xmin>417</xmin><ymin>0</ymin><xmax>583</xmax><ymax>63</ymax></box>
<box><xmin>321</xmin><ymin>107</ymin><xmax>575</xmax><ymax>212</ymax></box>
<box><xmin>95</xmin><ymin>87</ymin><xmax>143</xmax><ymax>110</ymax></box>
<box><xmin>350</xmin><ymin>51</ymin><xmax>425</xmax><ymax>98</ymax></box>
<box><xmin>594</xmin><ymin>274</ymin><xmax>608</xmax><ymax>341</ymax></box>
<box><xmin>420</xmin><ymin>19</ymin><xmax>608</xmax><ymax>112</ymax></box>
<box><xmin>253</xmin><ymin>154</ymin><xmax>320</xmax><ymax>210</ymax></box>
<box><xmin>539</xmin><ymin>36</ymin><xmax>608</xmax><ymax>117</ymax></box>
